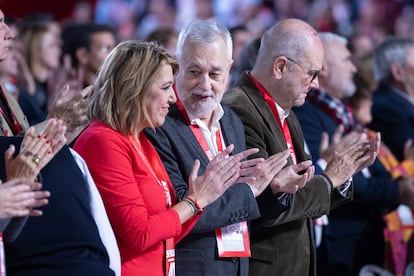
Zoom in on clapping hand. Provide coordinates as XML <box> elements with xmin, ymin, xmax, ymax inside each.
<box><xmin>0</xmin><ymin>178</ymin><xmax>50</xmax><ymax>218</ymax></box>
<box><xmin>5</xmin><ymin>119</ymin><xmax>67</xmax><ymax>181</ymax></box>
<box><xmin>187</xmin><ymin>145</ymin><xmax>260</xmax><ymax>208</ymax></box>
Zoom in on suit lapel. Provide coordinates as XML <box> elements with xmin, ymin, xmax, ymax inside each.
<box><xmin>239</xmin><ymin>75</ymin><xmax>285</xmax><ymax>141</ymax></box>
<box><xmin>169</xmin><ymin>104</ymin><xmax>210</xmax><ymax>166</ymax></box>
<box><xmin>240</xmin><ymin>75</ymin><xmax>290</xmax><ymax>150</ymax></box>
<box><xmin>385</xmin><ymin>84</ymin><xmax>414</xmax><ymax>118</ymax></box>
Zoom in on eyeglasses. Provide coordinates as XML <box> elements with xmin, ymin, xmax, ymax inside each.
<box><xmin>285</xmin><ymin>56</ymin><xmax>320</xmax><ymax>84</ymax></box>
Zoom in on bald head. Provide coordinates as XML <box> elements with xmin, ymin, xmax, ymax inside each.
<box><xmin>253</xmin><ymin>18</ymin><xmax>323</xmax><ymax>72</ymax></box>
<box><xmin>250</xmin><ymin>18</ymin><xmax>324</xmax><ymax>110</ymax></box>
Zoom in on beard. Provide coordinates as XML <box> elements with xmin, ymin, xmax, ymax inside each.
<box><xmin>344</xmin><ymin>82</ymin><xmax>356</xmax><ymax>97</ymax></box>
<box><xmin>181</xmin><ymin>88</ymin><xmax>219</xmax><ymax>118</ymax></box>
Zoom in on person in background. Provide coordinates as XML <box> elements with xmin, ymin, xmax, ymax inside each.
<box><xmin>0</xmin><ymin>10</ymin><xmax>121</xmax><ymax>275</ymax></box>
<box><xmin>350</xmin><ymin>54</ymin><xmax>414</xmax><ymax>276</ymax></box>
<box><xmin>1</xmin><ymin>123</ymin><xmax>120</xmax><ymax>276</ymax></box>
<box><xmin>0</xmin><ymin>119</ymin><xmax>66</xmax><ymax>242</ymax></box>
<box><xmin>369</xmin><ymin>37</ymin><xmax>414</xmax><ymax>162</ymax></box>
<box><xmin>223</xmin><ymin>18</ymin><xmax>379</xmax><ymax>276</ymax></box>
<box><xmin>18</xmin><ymin>16</ymin><xmax>62</xmax><ymax>124</ymax></box>
<box><xmin>229</xmin><ymin>25</ymin><xmax>253</xmax><ymax>65</ymax></box>
<box><xmin>293</xmin><ymin>32</ymin><xmax>414</xmax><ymax>276</ymax></box>
<box><xmin>0</xmin><ymin>10</ymin><xmax>91</xmax><ymax>145</ymax></box>
<box><xmin>60</xmin><ymin>22</ymin><xmax>116</xmax><ymax>89</ymax></box>
<box><xmin>146</xmin><ymin>26</ymin><xmax>178</xmax><ymax>56</ymax></box>
<box><xmin>74</xmin><ymin>40</ymin><xmax>260</xmax><ymax>275</ymax></box>
<box><xmin>0</xmin><ymin>120</ymin><xmax>65</xmax><ymax>275</ymax></box>
<box><xmin>231</xmin><ymin>37</ymin><xmax>261</xmax><ymax>82</ymax></box>
<box><xmin>58</xmin><ymin>22</ymin><xmax>116</xmax><ymax>144</ymax></box>
<box><xmin>229</xmin><ymin>24</ymin><xmax>253</xmax><ymax>87</ymax></box>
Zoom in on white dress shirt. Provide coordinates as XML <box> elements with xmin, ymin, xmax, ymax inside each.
<box><xmin>70</xmin><ymin>149</ymin><xmax>121</xmax><ymax>276</ymax></box>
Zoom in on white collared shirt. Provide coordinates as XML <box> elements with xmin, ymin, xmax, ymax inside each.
<box><xmin>186</xmin><ymin>105</ymin><xmax>225</xmax><ymax>156</ymax></box>
<box><xmin>274</xmin><ymin>101</ymin><xmax>290</xmax><ymax>126</ymax></box>
<box><xmin>70</xmin><ymin>149</ymin><xmax>121</xmax><ymax>276</ymax></box>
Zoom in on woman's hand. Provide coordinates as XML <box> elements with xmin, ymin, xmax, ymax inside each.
<box><xmin>5</xmin><ymin>119</ymin><xmax>67</xmax><ymax>181</ymax></box>
<box><xmin>0</xmin><ymin>178</ymin><xmax>50</xmax><ymax>218</ymax></box>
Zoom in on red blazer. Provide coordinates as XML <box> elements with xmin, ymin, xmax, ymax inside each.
<box><xmin>74</xmin><ymin>120</ymin><xmax>199</xmax><ymax>276</ymax></box>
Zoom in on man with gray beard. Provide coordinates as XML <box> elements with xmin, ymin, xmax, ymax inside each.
<box><xmin>145</xmin><ymin>19</ymin><xmax>315</xmax><ymax>276</ymax></box>
<box><xmin>293</xmin><ymin>32</ymin><xmax>414</xmax><ymax>276</ymax></box>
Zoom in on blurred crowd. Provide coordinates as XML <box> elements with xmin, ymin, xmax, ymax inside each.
<box><xmin>3</xmin><ymin>0</ymin><xmax>414</xmax><ymax>124</ymax></box>
<box><xmin>2</xmin><ymin>1</ymin><xmax>414</xmax><ymax>276</ymax></box>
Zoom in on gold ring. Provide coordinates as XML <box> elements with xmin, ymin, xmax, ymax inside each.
<box><xmin>32</xmin><ymin>154</ymin><xmax>41</xmax><ymax>166</ymax></box>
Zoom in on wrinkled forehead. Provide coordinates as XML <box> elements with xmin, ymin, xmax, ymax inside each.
<box><xmin>181</xmin><ymin>38</ymin><xmax>230</xmax><ymax>66</ymax></box>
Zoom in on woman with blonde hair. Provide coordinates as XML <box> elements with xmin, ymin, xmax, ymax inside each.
<box><xmin>19</xmin><ymin>22</ymin><xmax>61</xmax><ymax>124</ymax></box>
<box><xmin>74</xmin><ymin>40</ymin><xmax>258</xmax><ymax>275</ymax></box>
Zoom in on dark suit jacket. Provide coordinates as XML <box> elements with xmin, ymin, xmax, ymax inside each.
<box><xmin>368</xmin><ymin>82</ymin><xmax>414</xmax><ymax>161</ymax></box>
<box><xmin>223</xmin><ymin>74</ymin><xmax>352</xmax><ymax>276</ymax></box>
<box><xmin>294</xmin><ymin>98</ymin><xmax>399</xmax><ymax>275</ymax></box>
<box><xmin>145</xmin><ymin>104</ymin><xmax>286</xmax><ymax>276</ymax></box>
<box><xmin>0</xmin><ymin>137</ymin><xmax>114</xmax><ymax>276</ymax></box>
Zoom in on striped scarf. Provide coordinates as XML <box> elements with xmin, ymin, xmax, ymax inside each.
<box><xmin>307</xmin><ymin>89</ymin><xmax>354</xmax><ymax>133</ymax></box>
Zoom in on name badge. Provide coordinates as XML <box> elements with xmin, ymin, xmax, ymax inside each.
<box><xmin>216</xmin><ymin>221</ymin><xmax>251</xmax><ymax>257</ymax></box>
<box><xmin>166</xmin><ymin>238</ymin><xmax>175</xmax><ymax>276</ymax></box>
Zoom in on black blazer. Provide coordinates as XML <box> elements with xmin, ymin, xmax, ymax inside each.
<box><xmin>145</xmin><ymin>104</ymin><xmax>273</xmax><ymax>276</ymax></box>
<box><xmin>369</xmin><ymin>82</ymin><xmax>414</xmax><ymax>161</ymax></box>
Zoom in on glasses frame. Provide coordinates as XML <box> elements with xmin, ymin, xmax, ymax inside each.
<box><xmin>285</xmin><ymin>56</ymin><xmax>320</xmax><ymax>84</ymax></box>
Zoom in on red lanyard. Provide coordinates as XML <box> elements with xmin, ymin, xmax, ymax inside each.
<box><xmin>247</xmin><ymin>73</ymin><xmax>297</xmax><ymax>164</ymax></box>
<box><xmin>0</xmin><ymin>89</ymin><xmax>22</xmax><ymax>135</ymax></box>
<box><xmin>175</xmin><ymin>95</ymin><xmax>223</xmax><ymax>160</ymax></box>
<box><xmin>130</xmin><ymin>133</ymin><xmax>177</xmax><ymax>275</ymax></box>
<box><xmin>129</xmin><ymin>133</ymin><xmax>175</xmax><ymax>207</ymax></box>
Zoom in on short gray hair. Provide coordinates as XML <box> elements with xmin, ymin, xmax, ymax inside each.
<box><xmin>373</xmin><ymin>36</ymin><xmax>414</xmax><ymax>82</ymax></box>
<box><xmin>318</xmin><ymin>32</ymin><xmax>348</xmax><ymax>46</ymax></box>
<box><xmin>175</xmin><ymin>19</ymin><xmax>233</xmax><ymax>62</ymax></box>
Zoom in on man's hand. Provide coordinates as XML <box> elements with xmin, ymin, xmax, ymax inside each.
<box><xmin>323</xmin><ymin>131</ymin><xmax>379</xmax><ymax>188</ymax></box>
<box><xmin>187</xmin><ymin>145</ymin><xmax>260</xmax><ymax>208</ymax></box>
<box><xmin>48</xmin><ymin>85</ymin><xmax>92</xmax><ymax>144</ymax></box>
<box><xmin>270</xmin><ymin>160</ymin><xmax>314</xmax><ymax>194</ymax></box>
<box><xmin>246</xmin><ymin>150</ymin><xmax>290</xmax><ymax>197</ymax></box>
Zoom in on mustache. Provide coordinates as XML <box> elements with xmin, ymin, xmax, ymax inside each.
<box><xmin>190</xmin><ymin>89</ymin><xmax>215</xmax><ymax>98</ymax></box>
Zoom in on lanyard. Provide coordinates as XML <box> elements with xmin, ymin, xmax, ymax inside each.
<box><xmin>247</xmin><ymin>73</ymin><xmax>297</xmax><ymax>164</ymax></box>
<box><xmin>0</xmin><ymin>89</ymin><xmax>22</xmax><ymax>135</ymax></box>
<box><xmin>129</xmin><ymin>133</ymin><xmax>175</xmax><ymax>275</ymax></box>
<box><xmin>175</xmin><ymin>96</ymin><xmax>223</xmax><ymax>159</ymax></box>
<box><xmin>129</xmin><ymin>133</ymin><xmax>174</xmax><ymax>207</ymax></box>
<box><xmin>175</xmin><ymin>91</ymin><xmax>251</xmax><ymax>257</ymax></box>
